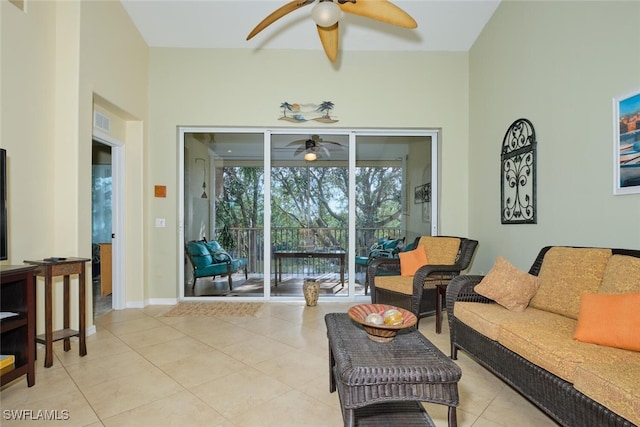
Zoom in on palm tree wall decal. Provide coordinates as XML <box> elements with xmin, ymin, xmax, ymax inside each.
<box><xmin>280</xmin><ymin>102</ymin><xmax>293</xmax><ymax>117</ymax></box>
<box><xmin>318</xmin><ymin>101</ymin><xmax>335</xmax><ymax>119</ymax></box>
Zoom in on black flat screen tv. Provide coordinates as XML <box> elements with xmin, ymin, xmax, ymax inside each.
<box><xmin>1</xmin><ymin>148</ymin><xmax>7</xmax><ymax>260</ymax></box>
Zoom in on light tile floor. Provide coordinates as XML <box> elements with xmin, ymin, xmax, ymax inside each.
<box><xmin>0</xmin><ymin>302</ymin><xmax>559</xmax><ymax>426</ymax></box>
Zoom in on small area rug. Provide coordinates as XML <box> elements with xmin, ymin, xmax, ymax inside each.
<box><xmin>162</xmin><ymin>302</ymin><xmax>264</xmax><ymax>318</ymax></box>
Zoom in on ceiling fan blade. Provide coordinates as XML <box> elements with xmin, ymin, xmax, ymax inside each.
<box><xmin>339</xmin><ymin>0</ymin><xmax>417</xmax><ymax>29</ymax></box>
<box><xmin>287</xmin><ymin>139</ymin><xmax>306</xmax><ymax>147</ymax></box>
<box><xmin>318</xmin><ymin>145</ymin><xmax>331</xmax><ymax>158</ymax></box>
<box><xmin>247</xmin><ymin>0</ymin><xmax>314</xmax><ymax>41</ymax></box>
<box><xmin>317</xmin><ymin>23</ymin><xmax>339</xmax><ymax>62</ymax></box>
<box><xmin>294</xmin><ymin>145</ymin><xmax>307</xmax><ymax>156</ymax></box>
<box><xmin>322</xmin><ymin>140</ymin><xmax>344</xmax><ymax>148</ymax></box>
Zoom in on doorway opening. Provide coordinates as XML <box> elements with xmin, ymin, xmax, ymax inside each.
<box><xmin>91</xmin><ymin>140</ymin><xmax>113</xmax><ymax>318</ymax></box>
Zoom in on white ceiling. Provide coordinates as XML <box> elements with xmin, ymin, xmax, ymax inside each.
<box><xmin>120</xmin><ymin>0</ymin><xmax>500</xmax><ymax>53</ymax></box>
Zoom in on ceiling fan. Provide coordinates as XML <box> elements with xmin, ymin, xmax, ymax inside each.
<box><xmin>246</xmin><ymin>0</ymin><xmax>417</xmax><ymax>62</ymax></box>
<box><xmin>288</xmin><ymin>135</ymin><xmax>344</xmax><ymax>161</ymax></box>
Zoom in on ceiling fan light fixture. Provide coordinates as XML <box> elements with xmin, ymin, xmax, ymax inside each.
<box><xmin>304</xmin><ymin>151</ymin><xmax>318</xmax><ymax>161</ymax></box>
<box><xmin>311</xmin><ymin>1</ymin><xmax>341</xmax><ymax>27</ymax></box>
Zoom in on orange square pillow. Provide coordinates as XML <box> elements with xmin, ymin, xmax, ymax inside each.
<box><xmin>398</xmin><ymin>245</ymin><xmax>428</xmax><ymax>277</ymax></box>
<box><xmin>574</xmin><ymin>292</ymin><xmax>640</xmax><ymax>351</ymax></box>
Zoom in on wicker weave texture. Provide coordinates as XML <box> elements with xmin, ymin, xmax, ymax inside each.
<box><xmin>447</xmin><ymin>246</ymin><xmax>640</xmax><ymax>427</ymax></box>
<box><xmin>352</xmin><ymin>401</ymin><xmax>436</xmax><ymax>427</ymax></box>
<box><xmin>452</xmin><ymin>318</ymin><xmax>635</xmax><ymax>427</ymax></box>
<box><xmin>325</xmin><ymin>313</ymin><xmax>461</xmax><ymax>410</ymax></box>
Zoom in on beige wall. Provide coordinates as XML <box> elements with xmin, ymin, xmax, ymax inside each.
<box><xmin>406</xmin><ymin>137</ymin><xmax>432</xmax><ymax>244</ymax></box>
<box><xmin>1</xmin><ymin>0</ymin><xmax>147</xmax><ymax>331</ymax></box>
<box><xmin>11</xmin><ymin>1</ymin><xmax>635</xmax><ymax>312</ymax></box>
<box><xmin>469</xmin><ymin>1</ymin><xmax>640</xmax><ymax>273</ymax></box>
<box><xmin>81</xmin><ymin>1</ymin><xmax>148</xmax><ymax>305</ymax></box>
<box><xmin>147</xmin><ymin>49</ymin><xmax>470</xmax><ymax>299</ymax></box>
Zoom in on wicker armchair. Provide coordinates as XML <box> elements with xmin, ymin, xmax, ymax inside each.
<box><xmin>367</xmin><ymin>236</ymin><xmax>478</xmax><ymax>330</ymax></box>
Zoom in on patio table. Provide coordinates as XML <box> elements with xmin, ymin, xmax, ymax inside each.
<box><xmin>273</xmin><ymin>250</ymin><xmax>345</xmax><ymax>286</ymax></box>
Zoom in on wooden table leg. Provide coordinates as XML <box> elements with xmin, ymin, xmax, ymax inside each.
<box><xmin>436</xmin><ymin>284</ymin><xmax>447</xmax><ymax>334</ymax></box>
<box><xmin>63</xmin><ymin>275</ymin><xmax>71</xmax><ymax>352</ymax></box>
<box><xmin>339</xmin><ymin>255</ymin><xmax>345</xmax><ymax>287</ymax></box>
<box><xmin>44</xmin><ymin>271</ymin><xmax>53</xmax><ymax>368</ymax></box>
<box><xmin>79</xmin><ymin>263</ymin><xmax>87</xmax><ymax>357</ymax></box>
<box><xmin>26</xmin><ymin>274</ymin><xmax>36</xmax><ymax>386</ymax></box>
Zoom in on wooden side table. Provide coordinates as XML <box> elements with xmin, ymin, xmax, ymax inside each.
<box><xmin>435</xmin><ymin>283</ymin><xmax>448</xmax><ymax>334</ymax></box>
<box><xmin>23</xmin><ymin>258</ymin><xmax>90</xmax><ymax>368</ymax></box>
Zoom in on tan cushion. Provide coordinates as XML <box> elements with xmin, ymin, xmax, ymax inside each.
<box><xmin>417</xmin><ymin>236</ymin><xmax>460</xmax><ymax>265</ymax></box>
<box><xmin>573</xmin><ymin>362</ymin><xmax>640</xmax><ymax>426</ymax></box>
<box><xmin>599</xmin><ymin>254</ymin><xmax>640</xmax><ymax>294</ymax></box>
<box><xmin>474</xmin><ymin>257</ymin><xmax>540</xmax><ymax>312</ymax></box>
<box><xmin>398</xmin><ymin>245</ymin><xmax>428</xmax><ymax>277</ymax></box>
<box><xmin>498</xmin><ymin>313</ymin><xmax>634</xmax><ymax>383</ymax></box>
<box><xmin>573</xmin><ymin>292</ymin><xmax>640</xmax><ymax>351</ymax></box>
<box><xmin>529</xmin><ymin>247</ymin><xmax>612</xmax><ymax>319</ymax></box>
<box><xmin>452</xmin><ymin>302</ymin><xmax>550</xmax><ymax>341</ymax></box>
<box><xmin>374</xmin><ymin>275</ymin><xmax>413</xmax><ymax>295</ymax></box>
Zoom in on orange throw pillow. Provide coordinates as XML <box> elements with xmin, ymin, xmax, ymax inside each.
<box><xmin>398</xmin><ymin>245</ymin><xmax>428</xmax><ymax>277</ymax></box>
<box><xmin>574</xmin><ymin>292</ymin><xmax>640</xmax><ymax>351</ymax></box>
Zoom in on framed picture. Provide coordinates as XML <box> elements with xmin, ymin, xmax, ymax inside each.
<box><xmin>613</xmin><ymin>87</ymin><xmax>640</xmax><ymax>195</ymax></box>
<box><xmin>414</xmin><ymin>183</ymin><xmax>431</xmax><ymax>204</ymax></box>
<box><xmin>414</xmin><ymin>185</ymin><xmax>424</xmax><ymax>204</ymax></box>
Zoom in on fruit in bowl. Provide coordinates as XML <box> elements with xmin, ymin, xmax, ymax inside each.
<box><xmin>383</xmin><ymin>309</ymin><xmax>403</xmax><ymax>325</ymax></box>
<box><xmin>347</xmin><ymin>304</ymin><xmax>417</xmax><ymax>343</ymax></box>
<box><xmin>365</xmin><ymin>312</ymin><xmax>384</xmax><ymax>325</ymax></box>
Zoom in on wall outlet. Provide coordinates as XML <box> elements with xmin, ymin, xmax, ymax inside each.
<box><xmin>155</xmin><ymin>218</ymin><xmax>165</xmax><ymax>228</ymax></box>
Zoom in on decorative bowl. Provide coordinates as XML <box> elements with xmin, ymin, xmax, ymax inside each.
<box><xmin>347</xmin><ymin>304</ymin><xmax>418</xmax><ymax>343</ymax></box>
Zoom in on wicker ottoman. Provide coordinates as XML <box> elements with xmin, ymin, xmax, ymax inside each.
<box><xmin>325</xmin><ymin>313</ymin><xmax>461</xmax><ymax>427</ymax></box>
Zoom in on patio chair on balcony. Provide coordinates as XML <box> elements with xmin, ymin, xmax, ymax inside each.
<box><xmin>185</xmin><ymin>238</ymin><xmax>248</xmax><ymax>290</ymax></box>
<box><xmin>355</xmin><ymin>237</ymin><xmax>406</xmax><ymax>294</ymax></box>
<box><xmin>367</xmin><ymin>236</ymin><xmax>478</xmax><ymax>331</ymax></box>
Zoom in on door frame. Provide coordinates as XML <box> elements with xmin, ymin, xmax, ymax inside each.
<box><xmin>177</xmin><ymin>127</ymin><xmax>440</xmax><ymax>302</ymax></box>
<box><xmin>92</xmin><ymin>130</ymin><xmax>126</xmax><ymax>310</ymax></box>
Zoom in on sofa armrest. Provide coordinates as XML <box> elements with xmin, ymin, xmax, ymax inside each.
<box><xmin>415</xmin><ymin>264</ymin><xmax>461</xmax><ymax>280</ymax></box>
<box><xmin>367</xmin><ymin>257</ymin><xmax>400</xmax><ymax>276</ymax></box>
<box><xmin>446</xmin><ymin>275</ymin><xmax>496</xmax><ymax>319</ymax></box>
<box><xmin>446</xmin><ymin>274</ymin><xmax>496</xmax><ymax>357</ymax></box>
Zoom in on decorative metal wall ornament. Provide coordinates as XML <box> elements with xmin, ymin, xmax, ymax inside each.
<box><xmin>501</xmin><ymin>118</ymin><xmax>537</xmax><ymax>224</ymax></box>
<box><xmin>279</xmin><ymin>101</ymin><xmax>338</xmax><ymax>123</ymax></box>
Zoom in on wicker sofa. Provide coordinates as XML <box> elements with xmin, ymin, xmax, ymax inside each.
<box><xmin>447</xmin><ymin>246</ymin><xmax>640</xmax><ymax>427</ymax></box>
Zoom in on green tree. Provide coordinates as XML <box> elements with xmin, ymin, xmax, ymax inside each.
<box><xmin>216</xmin><ymin>166</ymin><xmax>264</xmax><ymax>229</ymax></box>
<box><xmin>355</xmin><ymin>166</ymin><xmax>403</xmax><ymax>248</ymax></box>
<box><xmin>217</xmin><ymin>164</ymin><xmax>402</xmax><ymax>253</ymax></box>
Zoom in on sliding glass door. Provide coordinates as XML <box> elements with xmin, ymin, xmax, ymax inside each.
<box><xmin>180</xmin><ymin>128</ymin><xmax>437</xmax><ymax>301</ymax></box>
<box><xmin>183</xmin><ymin>132</ymin><xmax>265</xmax><ymax>297</ymax></box>
<box><xmin>270</xmin><ymin>133</ymin><xmax>350</xmax><ymax>298</ymax></box>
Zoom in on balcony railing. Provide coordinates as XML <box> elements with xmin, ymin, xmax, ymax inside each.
<box><xmin>215</xmin><ymin>226</ymin><xmax>404</xmax><ymax>277</ymax></box>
